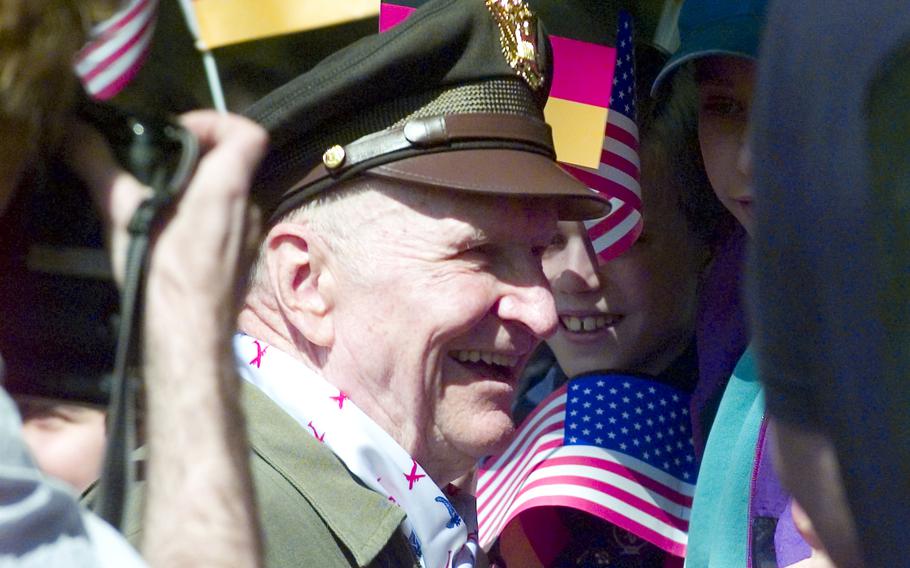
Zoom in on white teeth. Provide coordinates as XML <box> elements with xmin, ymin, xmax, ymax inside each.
<box><xmin>452</xmin><ymin>350</ymin><xmax>519</xmax><ymax>368</ymax></box>
<box><xmin>561</xmin><ymin>315</ymin><xmax>617</xmax><ymax>333</ymax></box>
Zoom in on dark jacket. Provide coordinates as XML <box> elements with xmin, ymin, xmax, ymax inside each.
<box><xmin>86</xmin><ymin>381</ymin><xmax>419</xmax><ymax>568</ymax></box>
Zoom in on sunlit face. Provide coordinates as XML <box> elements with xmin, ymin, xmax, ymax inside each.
<box><xmin>20</xmin><ymin>400</ymin><xmax>106</xmax><ymax>492</ymax></box>
<box><xmin>323</xmin><ymin>186</ymin><xmax>559</xmax><ymax>480</ymax></box>
<box><xmin>696</xmin><ymin>56</ymin><xmax>757</xmax><ymax>234</ymax></box>
<box><xmin>542</xmin><ymin>182</ymin><xmax>709</xmax><ymax>377</ymax></box>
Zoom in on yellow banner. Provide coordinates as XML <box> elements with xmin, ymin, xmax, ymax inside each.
<box><xmin>193</xmin><ymin>0</ymin><xmax>380</xmax><ymax>48</ymax></box>
<box><xmin>543</xmin><ymin>98</ymin><xmax>608</xmax><ymax>169</ymax></box>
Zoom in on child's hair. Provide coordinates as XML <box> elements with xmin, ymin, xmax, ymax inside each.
<box><xmin>637</xmin><ymin>62</ymin><xmax>736</xmax><ymax>253</ymax></box>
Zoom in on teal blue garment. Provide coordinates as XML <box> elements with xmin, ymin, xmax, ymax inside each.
<box><xmin>685</xmin><ymin>347</ymin><xmax>764</xmax><ymax>567</ymax></box>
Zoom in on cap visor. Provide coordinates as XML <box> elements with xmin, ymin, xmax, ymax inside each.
<box><xmin>368</xmin><ymin>148</ymin><xmax>610</xmax><ymax>220</ymax></box>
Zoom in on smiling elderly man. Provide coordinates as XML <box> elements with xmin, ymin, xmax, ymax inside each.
<box><xmin>232</xmin><ymin>1</ymin><xmax>610</xmax><ymax>566</ymax></box>
<box><xmin>115</xmin><ymin>1</ymin><xmax>608</xmax><ymax>567</ymax></box>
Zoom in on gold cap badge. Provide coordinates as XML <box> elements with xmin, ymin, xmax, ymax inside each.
<box><xmin>485</xmin><ymin>0</ymin><xmax>544</xmax><ymax>91</ymax></box>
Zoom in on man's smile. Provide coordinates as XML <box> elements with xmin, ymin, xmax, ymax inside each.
<box><xmin>448</xmin><ymin>350</ymin><xmax>523</xmax><ymax>382</ymax></box>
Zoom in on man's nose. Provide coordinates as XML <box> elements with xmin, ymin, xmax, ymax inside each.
<box><xmin>496</xmin><ymin>277</ymin><xmax>559</xmax><ymax>339</ymax></box>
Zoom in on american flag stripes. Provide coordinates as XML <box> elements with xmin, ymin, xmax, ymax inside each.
<box><xmin>562</xmin><ymin>10</ymin><xmax>642</xmax><ymax>262</ymax></box>
<box><xmin>74</xmin><ymin>0</ymin><xmax>159</xmax><ymax>100</ymax></box>
<box><xmin>476</xmin><ymin>373</ymin><xmax>696</xmax><ymax>558</ymax></box>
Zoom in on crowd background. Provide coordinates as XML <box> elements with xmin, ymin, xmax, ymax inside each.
<box><xmin>3</xmin><ymin>1</ymin><xmax>908</xmax><ymax>567</ymax></box>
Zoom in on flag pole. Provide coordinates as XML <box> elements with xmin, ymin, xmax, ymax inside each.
<box><xmin>177</xmin><ymin>0</ymin><xmax>227</xmax><ymax>113</ymax></box>
<box><xmin>200</xmin><ymin>49</ymin><xmax>228</xmax><ymax>112</ymax></box>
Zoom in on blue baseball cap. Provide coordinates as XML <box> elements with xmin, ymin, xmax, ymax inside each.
<box><xmin>651</xmin><ymin>0</ymin><xmax>768</xmax><ymax>94</ymax></box>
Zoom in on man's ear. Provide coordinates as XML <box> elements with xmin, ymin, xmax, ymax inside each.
<box><xmin>265</xmin><ymin>222</ymin><xmax>334</xmax><ymax>347</ymax></box>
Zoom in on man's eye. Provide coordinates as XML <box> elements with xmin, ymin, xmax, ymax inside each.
<box><xmin>461</xmin><ymin>243</ymin><xmax>491</xmax><ymax>255</ymax></box>
<box><xmin>457</xmin><ymin>244</ymin><xmax>494</xmax><ymax>264</ymax></box>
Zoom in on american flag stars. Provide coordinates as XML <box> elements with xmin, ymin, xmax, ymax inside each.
<box><xmin>564</xmin><ymin>374</ymin><xmax>698</xmax><ymax>482</ymax></box>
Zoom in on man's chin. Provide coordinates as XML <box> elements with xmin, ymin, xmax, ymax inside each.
<box><xmin>462</xmin><ymin>412</ymin><xmax>517</xmax><ymax>459</ymax></box>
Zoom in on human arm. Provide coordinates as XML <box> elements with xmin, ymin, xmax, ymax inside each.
<box><xmin>69</xmin><ymin>110</ymin><xmax>267</xmax><ymax>567</ymax></box>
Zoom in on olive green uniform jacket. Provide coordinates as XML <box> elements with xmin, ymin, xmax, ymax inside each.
<box><xmin>87</xmin><ymin>382</ymin><xmax>420</xmax><ymax>567</ymax></box>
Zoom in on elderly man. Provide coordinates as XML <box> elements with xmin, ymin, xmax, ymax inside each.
<box><xmin>234</xmin><ymin>0</ymin><xmax>608</xmax><ymax>566</ymax></box>
<box><xmin>105</xmin><ymin>0</ymin><xmax>608</xmax><ymax>566</ymax></box>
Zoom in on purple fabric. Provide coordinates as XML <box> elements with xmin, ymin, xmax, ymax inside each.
<box><xmin>692</xmin><ymin>226</ymin><xmax>750</xmax><ymax>457</ymax></box>
<box><xmin>775</xmin><ymin>500</ymin><xmax>813</xmax><ymax>566</ymax></box>
<box><xmin>751</xmin><ymin>426</ymin><xmax>789</xmax><ymax>518</ymax></box>
<box><xmin>749</xmin><ymin>420</ymin><xmax>811</xmax><ymax>567</ymax></box>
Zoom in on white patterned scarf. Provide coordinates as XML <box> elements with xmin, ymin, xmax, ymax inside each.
<box><xmin>234</xmin><ymin>333</ymin><xmax>478</xmax><ymax>568</ymax></box>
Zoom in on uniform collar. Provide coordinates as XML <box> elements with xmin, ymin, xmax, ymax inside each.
<box><xmin>242</xmin><ymin>381</ymin><xmax>408</xmax><ymax>567</ymax></box>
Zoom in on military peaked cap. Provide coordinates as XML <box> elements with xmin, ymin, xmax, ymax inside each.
<box><xmin>245</xmin><ymin>0</ymin><xmax>610</xmax><ymax>221</ymax></box>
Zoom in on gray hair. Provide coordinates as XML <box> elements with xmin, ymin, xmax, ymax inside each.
<box><xmin>248</xmin><ymin>178</ymin><xmax>431</xmax><ymax>290</ymax></box>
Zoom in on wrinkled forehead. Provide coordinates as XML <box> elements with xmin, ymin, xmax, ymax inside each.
<box><xmin>380</xmin><ymin>185</ymin><xmax>560</xmax><ymax>242</ymax></box>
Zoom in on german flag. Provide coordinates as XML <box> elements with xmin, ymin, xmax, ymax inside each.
<box><xmin>190</xmin><ymin>0</ymin><xmax>379</xmax><ymax>49</ymax></box>
<box><xmin>380</xmin><ymin>0</ymin><xmax>616</xmax><ymax>169</ymax></box>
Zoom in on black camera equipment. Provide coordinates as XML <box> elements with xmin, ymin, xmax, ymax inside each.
<box><xmin>0</xmin><ymin>98</ymin><xmax>198</xmax><ymax>529</ymax></box>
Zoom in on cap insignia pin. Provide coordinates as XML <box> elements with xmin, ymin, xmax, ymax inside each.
<box><xmin>485</xmin><ymin>0</ymin><xmax>544</xmax><ymax>90</ymax></box>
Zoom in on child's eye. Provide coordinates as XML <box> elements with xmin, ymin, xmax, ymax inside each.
<box><xmin>700</xmin><ymin>96</ymin><xmax>747</xmax><ymax>118</ymax></box>
<box><xmin>547</xmin><ymin>231</ymin><xmax>568</xmax><ymax>250</ymax></box>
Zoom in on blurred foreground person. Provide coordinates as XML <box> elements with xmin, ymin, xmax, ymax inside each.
<box><xmin>107</xmin><ymin>0</ymin><xmax>610</xmax><ymax>566</ymax></box>
<box><xmin>0</xmin><ymin>0</ymin><xmax>266</xmax><ymax>566</ymax></box>
<box><xmin>17</xmin><ymin>398</ymin><xmax>107</xmax><ymax>493</ymax></box>
<box><xmin>750</xmin><ymin>2</ymin><xmax>910</xmax><ymax>566</ymax></box>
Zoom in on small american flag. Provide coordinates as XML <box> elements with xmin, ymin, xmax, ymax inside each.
<box><xmin>476</xmin><ymin>373</ymin><xmax>696</xmax><ymax>558</ymax></box>
<box><xmin>562</xmin><ymin>10</ymin><xmax>642</xmax><ymax>262</ymax></box>
<box><xmin>74</xmin><ymin>0</ymin><xmax>160</xmax><ymax>100</ymax></box>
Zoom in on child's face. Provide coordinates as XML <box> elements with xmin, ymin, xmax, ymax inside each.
<box><xmin>696</xmin><ymin>56</ymin><xmax>757</xmax><ymax>234</ymax></box>
<box><xmin>542</xmin><ymin>191</ymin><xmax>709</xmax><ymax>377</ymax></box>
